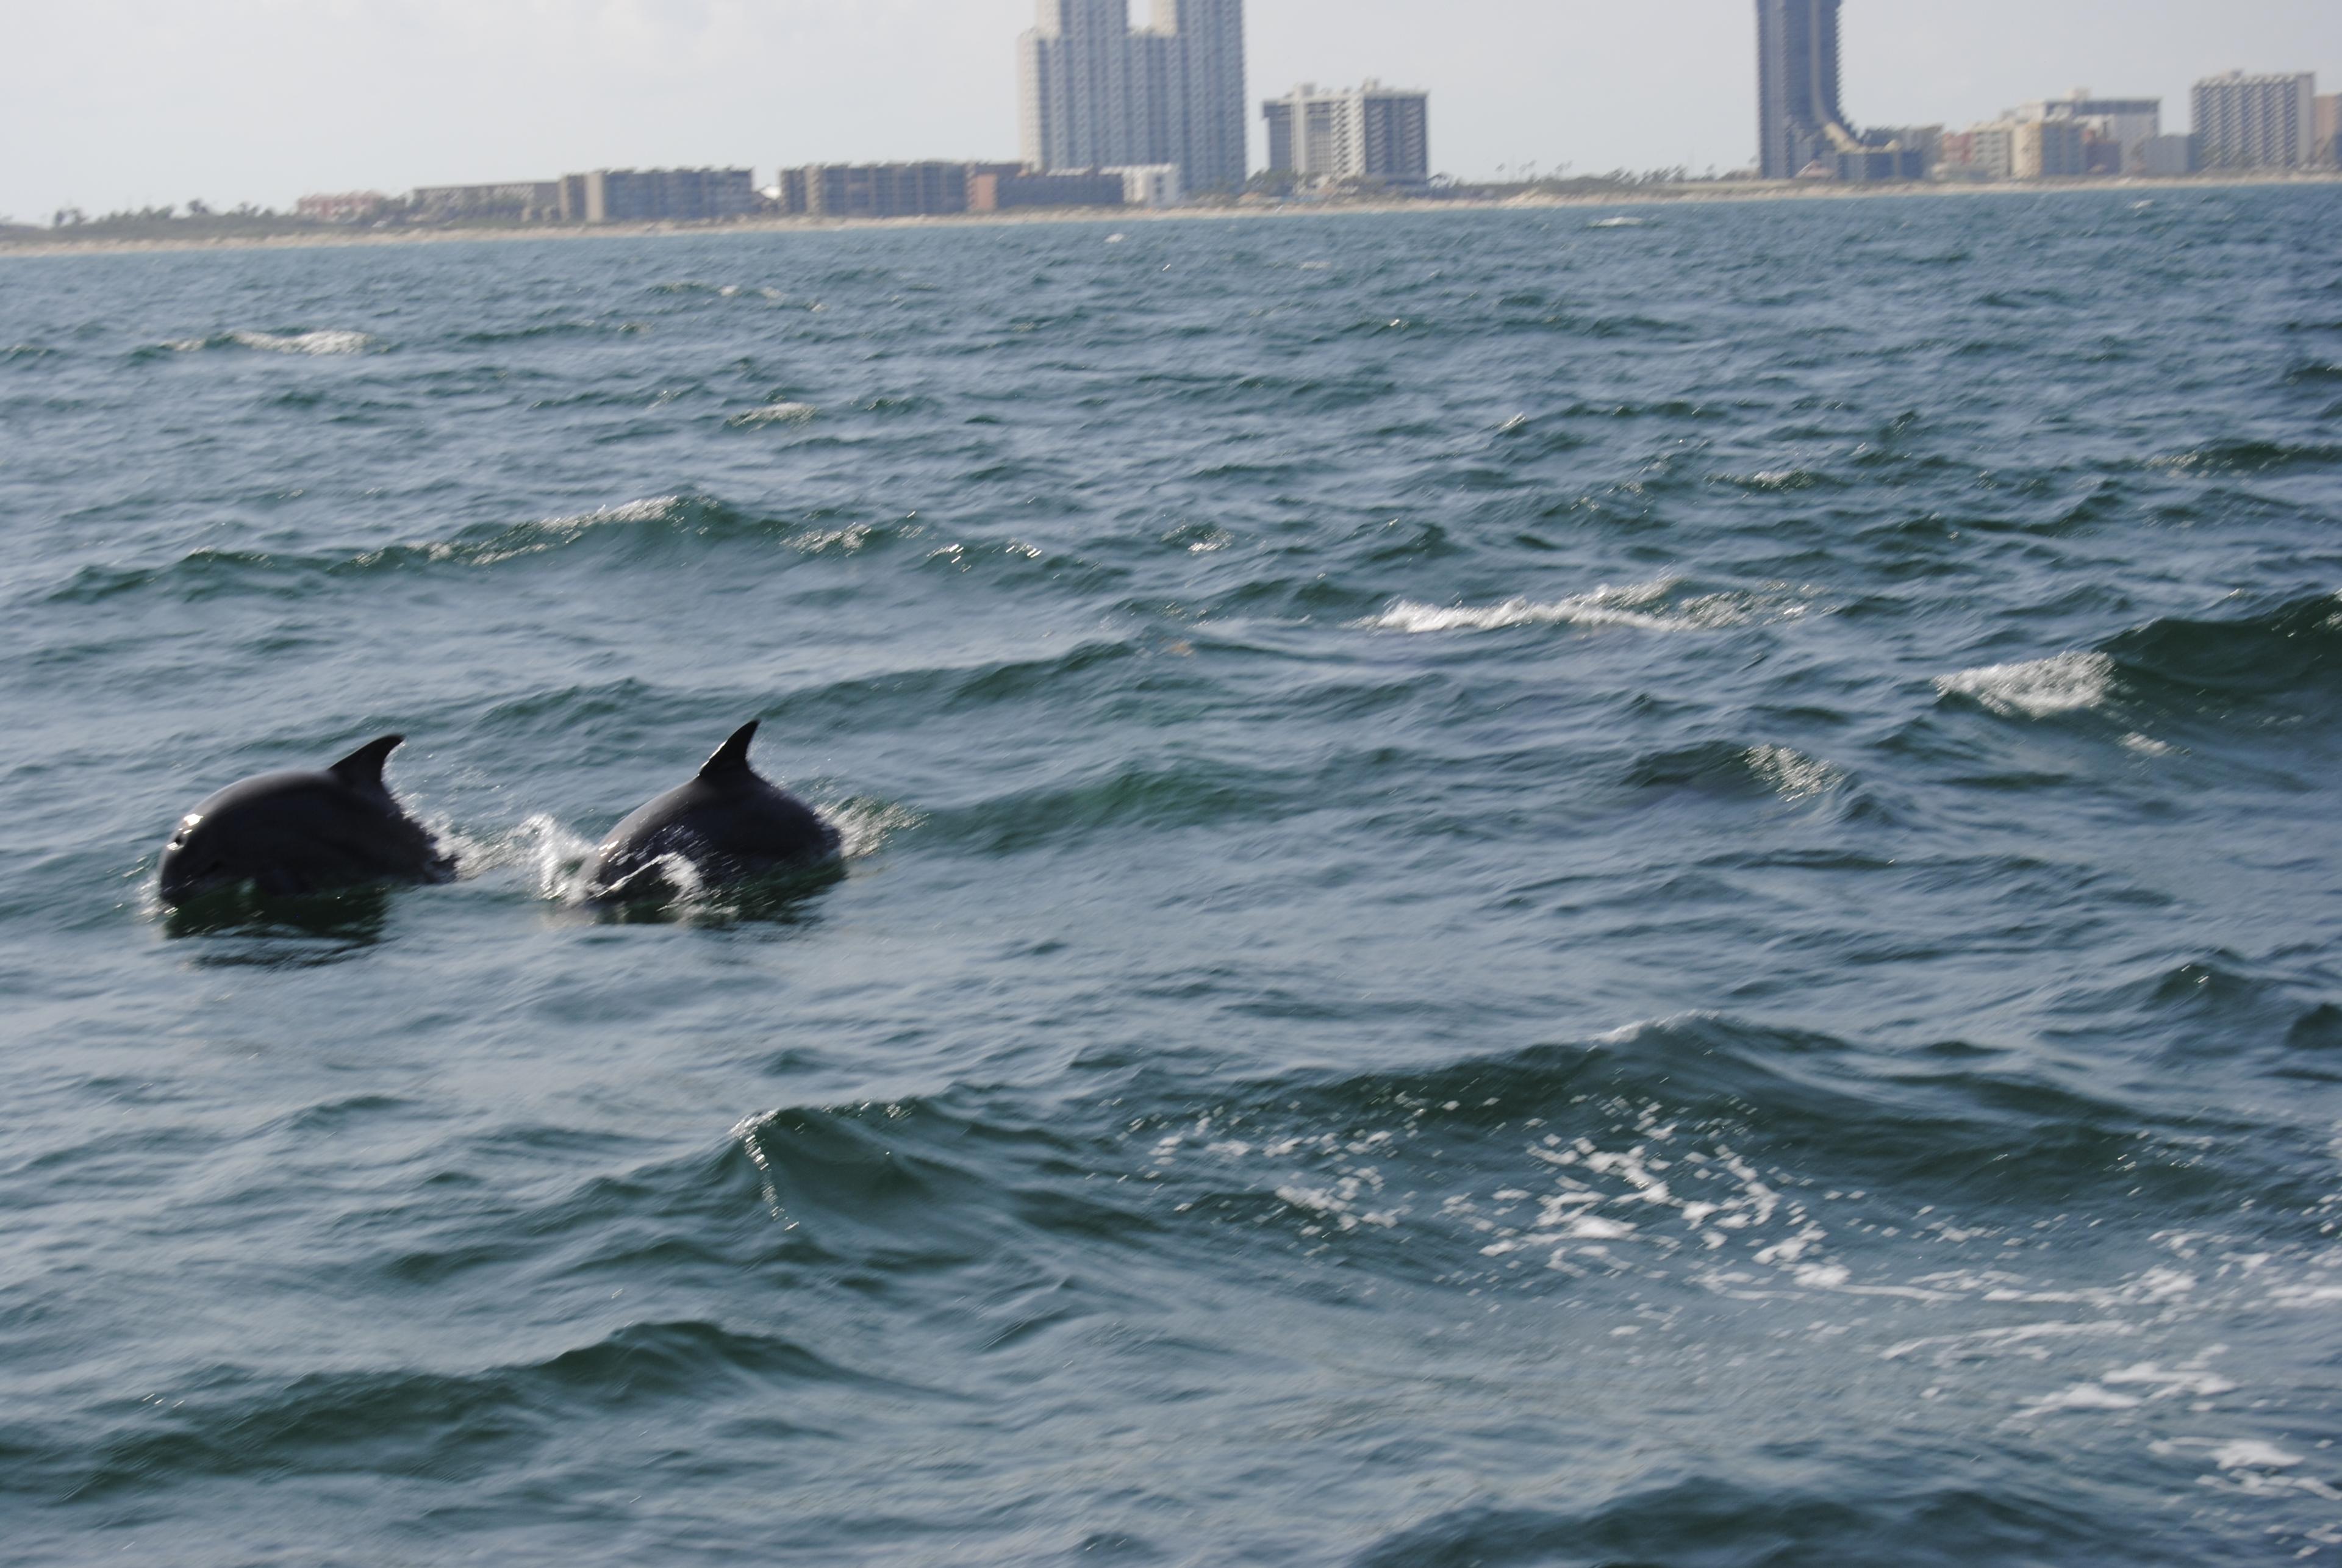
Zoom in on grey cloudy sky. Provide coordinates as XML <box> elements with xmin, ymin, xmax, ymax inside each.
<box><xmin>4</xmin><ymin>1</ymin><xmax>2337</xmax><ymax>221</ymax></box>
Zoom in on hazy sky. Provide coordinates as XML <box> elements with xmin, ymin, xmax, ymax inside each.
<box><xmin>4</xmin><ymin>0</ymin><xmax>2337</xmax><ymax>221</ymax></box>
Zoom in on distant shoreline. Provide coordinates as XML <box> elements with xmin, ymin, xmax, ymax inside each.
<box><xmin>4</xmin><ymin>170</ymin><xmax>2337</xmax><ymax>261</ymax></box>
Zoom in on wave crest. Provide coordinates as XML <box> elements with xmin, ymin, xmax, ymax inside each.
<box><xmin>1936</xmin><ymin>651</ymin><xmax>2116</xmax><ymax>717</ymax></box>
<box><xmin>160</xmin><ymin>329</ymin><xmax>378</xmax><ymax>356</ymax></box>
<box><xmin>726</xmin><ymin>401</ymin><xmax>818</xmax><ymax>427</ymax></box>
<box><xmin>1364</xmin><ymin>579</ymin><xmax>1808</xmax><ymax>635</ymax></box>
<box><xmin>1939</xmin><ymin>593</ymin><xmax>2342</xmax><ymax>721</ymax></box>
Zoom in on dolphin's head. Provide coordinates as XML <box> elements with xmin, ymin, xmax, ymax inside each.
<box><xmin>157</xmin><ymin>798</ymin><xmax>270</xmax><ymax>901</ymax></box>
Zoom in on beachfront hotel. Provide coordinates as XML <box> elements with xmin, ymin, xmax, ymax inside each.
<box><xmin>1017</xmin><ymin>0</ymin><xmax>1248</xmax><ymax>194</ymax></box>
<box><xmin>1261</xmin><ymin>83</ymin><xmax>1431</xmax><ymax>187</ymax></box>
<box><xmin>2193</xmin><ymin>71</ymin><xmax>2321</xmax><ymax>170</ymax></box>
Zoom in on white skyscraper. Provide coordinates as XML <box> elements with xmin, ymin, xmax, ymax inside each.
<box><xmin>1019</xmin><ymin>0</ymin><xmax>1247</xmax><ymax>194</ymax></box>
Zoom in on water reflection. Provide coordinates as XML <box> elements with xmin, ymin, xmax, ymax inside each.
<box><xmin>160</xmin><ymin>883</ymin><xmax>395</xmax><ymax>966</ymax></box>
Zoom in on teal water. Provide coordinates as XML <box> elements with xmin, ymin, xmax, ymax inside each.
<box><xmin>3</xmin><ymin>188</ymin><xmax>2341</xmax><ymax>1565</ymax></box>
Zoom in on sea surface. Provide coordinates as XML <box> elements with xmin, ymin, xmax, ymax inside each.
<box><xmin>3</xmin><ymin>187</ymin><xmax>2341</xmax><ymax>1566</ymax></box>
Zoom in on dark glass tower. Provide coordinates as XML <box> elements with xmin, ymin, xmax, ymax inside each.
<box><xmin>1756</xmin><ymin>0</ymin><xmax>1850</xmax><ymax>178</ymax></box>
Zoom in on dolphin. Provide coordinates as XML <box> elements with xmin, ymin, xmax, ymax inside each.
<box><xmin>158</xmin><ymin>736</ymin><xmax>456</xmax><ymax>903</ymax></box>
<box><xmin>583</xmin><ymin>721</ymin><xmax>841</xmax><ymax>901</ymax></box>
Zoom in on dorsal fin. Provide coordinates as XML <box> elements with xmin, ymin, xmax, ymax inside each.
<box><xmin>329</xmin><ymin>735</ymin><xmax>404</xmax><ymax>792</ymax></box>
<box><xmin>700</xmin><ymin>721</ymin><xmax>761</xmax><ymax>781</ymax></box>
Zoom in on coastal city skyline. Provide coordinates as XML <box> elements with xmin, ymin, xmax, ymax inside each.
<box><xmin>4</xmin><ymin>0</ymin><xmax>2340</xmax><ymax>223</ymax></box>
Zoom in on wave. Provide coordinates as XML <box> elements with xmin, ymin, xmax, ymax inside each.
<box><xmin>453</xmin><ymin>320</ymin><xmax>629</xmax><ymax>346</ymax></box>
<box><xmin>152</xmin><ymin>329</ymin><xmax>378</xmax><ymax>357</ymax></box>
<box><xmin>1717</xmin><ymin>466</ymin><xmax>1837</xmax><ymax>492</ymax></box>
<box><xmin>28</xmin><ymin>1321</ymin><xmax>879</xmax><ymax>1500</ymax></box>
<box><xmin>728</xmin><ymin>1014</ymin><xmax>2310</xmax><ymax>1320</ymax></box>
<box><xmin>1935</xmin><ymin>651</ymin><xmax>2116</xmax><ymax>718</ymax></box>
<box><xmin>1625</xmin><ymin>740</ymin><xmax>1854</xmax><ymax>803</ymax></box>
<box><xmin>726</xmin><ymin>401</ymin><xmax>818</xmax><ymax>427</ymax></box>
<box><xmin>1350</xmin><ymin>1478</ymin><xmax>2186</xmax><ymax>1568</ymax></box>
<box><xmin>915</xmin><ymin>755</ymin><xmax>1300</xmax><ymax>855</ymax></box>
<box><xmin>1364</xmin><ymin>579</ymin><xmax>1811</xmax><ymax>635</ymax></box>
<box><xmin>649</xmin><ymin>281</ymin><xmax>786</xmax><ymax>301</ymax></box>
<box><xmin>1938</xmin><ymin>592</ymin><xmax>2342</xmax><ymax>721</ymax></box>
<box><xmin>2148</xmin><ymin>439</ymin><xmax>2342</xmax><ymax>474</ymax></box>
<box><xmin>2099</xmin><ymin>591</ymin><xmax>2342</xmax><ymax>699</ymax></box>
<box><xmin>2037</xmin><ymin>951</ymin><xmax>2342</xmax><ymax>1068</ymax></box>
<box><xmin>34</xmin><ymin>495</ymin><xmax>928</xmax><ymax>604</ymax></box>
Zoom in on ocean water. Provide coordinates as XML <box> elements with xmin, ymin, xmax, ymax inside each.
<box><xmin>2</xmin><ymin>187</ymin><xmax>2340</xmax><ymax>1565</ymax></box>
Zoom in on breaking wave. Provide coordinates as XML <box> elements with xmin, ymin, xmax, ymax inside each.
<box><xmin>1939</xmin><ymin>593</ymin><xmax>2342</xmax><ymax>720</ymax></box>
<box><xmin>1364</xmin><ymin>579</ymin><xmax>1810</xmax><ymax>635</ymax></box>
<box><xmin>156</xmin><ymin>329</ymin><xmax>379</xmax><ymax>356</ymax></box>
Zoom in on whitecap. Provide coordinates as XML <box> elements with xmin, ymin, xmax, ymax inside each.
<box><xmin>229</xmin><ymin>329</ymin><xmax>375</xmax><ymax>355</ymax></box>
<box><xmin>2102</xmin><ymin>1361</ymin><xmax>2238</xmax><ymax>1398</ymax></box>
<box><xmin>728</xmin><ymin>401</ymin><xmax>818</xmax><ymax>427</ymax></box>
<box><xmin>1590</xmin><ymin>217</ymin><xmax>1648</xmax><ymax>229</ymax></box>
<box><xmin>1363</xmin><ymin>579</ymin><xmax>1804</xmax><ymax>635</ymax></box>
<box><xmin>411</xmin><ymin>495</ymin><xmax>687</xmax><ymax>567</ymax></box>
<box><xmin>1935</xmin><ymin>650</ymin><xmax>2115</xmax><ymax>718</ymax></box>
<box><xmin>2213</xmin><ymin>1440</ymin><xmax>2304</xmax><ymax>1472</ymax></box>
<box><xmin>2014</xmin><ymin>1383</ymin><xmax>2144</xmax><ymax>1418</ymax></box>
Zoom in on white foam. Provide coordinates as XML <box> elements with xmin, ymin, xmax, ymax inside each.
<box><xmin>2017</xmin><ymin>1383</ymin><xmax>2144</xmax><ymax>1417</ymax></box>
<box><xmin>823</xmin><ymin>798</ymin><xmax>920</xmax><ymax>860</ymax></box>
<box><xmin>1276</xmin><ymin>1179</ymin><xmax>1400</xmax><ymax>1233</ymax></box>
<box><xmin>2102</xmin><ymin>1361</ymin><xmax>2239</xmax><ymax>1398</ymax></box>
<box><xmin>435</xmin><ymin>812</ymin><xmax>600</xmax><ymax>902</ymax></box>
<box><xmin>1744</xmin><ymin>743</ymin><xmax>1843</xmax><ymax>801</ymax></box>
<box><xmin>1936</xmin><ymin>650</ymin><xmax>2115</xmax><ymax>718</ymax></box>
<box><xmin>728</xmin><ymin>402</ymin><xmax>818</xmax><ymax>427</ymax></box>
<box><xmin>2214</xmin><ymin>1441</ymin><xmax>2305</xmax><ymax>1472</ymax></box>
<box><xmin>1365</xmin><ymin>579</ymin><xmax>1805</xmax><ymax>635</ymax></box>
<box><xmin>1882</xmin><ymin>1320</ymin><xmax>2138</xmax><ymax>1364</ymax></box>
<box><xmin>1590</xmin><ymin>217</ymin><xmax>1648</xmax><ymax>229</ymax></box>
<box><xmin>226</xmin><ymin>329</ymin><xmax>375</xmax><ymax>355</ymax></box>
<box><xmin>412</xmin><ymin>495</ymin><xmax>686</xmax><ymax>567</ymax></box>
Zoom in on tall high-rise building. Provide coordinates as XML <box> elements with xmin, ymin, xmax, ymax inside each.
<box><xmin>1755</xmin><ymin>0</ymin><xmax>1853</xmax><ymax>179</ymax></box>
<box><xmin>2319</xmin><ymin>94</ymin><xmax>2342</xmax><ymax>167</ymax></box>
<box><xmin>2193</xmin><ymin>71</ymin><xmax>2318</xmax><ymax>170</ymax></box>
<box><xmin>1262</xmin><ymin>83</ymin><xmax>1431</xmax><ymax>185</ymax></box>
<box><xmin>1019</xmin><ymin>0</ymin><xmax>1247</xmax><ymax>194</ymax></box>
<box><xmin>1155</xmin><ymin>1</ymin><xmax>1246</xmax><ymax>193</ymax></box>
<box><xmin>1753</xmin><ymin>1</ymin><xmax>1921</xmax><ymax>182</ymax></box>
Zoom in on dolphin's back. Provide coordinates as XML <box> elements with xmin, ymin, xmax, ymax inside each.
<box><xmin>583</xmin><ymin>723</ymin><xmax>840</xmax><ymax>900</ymax></box>
<box><xmin>159</xmin><ymin>740</ymin><xmax>452</xmax><ymax>901</ymax></box>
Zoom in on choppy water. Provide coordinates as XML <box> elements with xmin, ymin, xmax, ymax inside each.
<box><xmin>4</xmin><ymin>187</ymin><xmax>2341</xmax><ymax>1565</ymax></box>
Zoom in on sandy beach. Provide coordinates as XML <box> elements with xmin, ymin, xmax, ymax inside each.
<box><xmin>4</xmin><ymin>170</ymin><xmax>2335</xmax><ymax>261</ymax></box>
